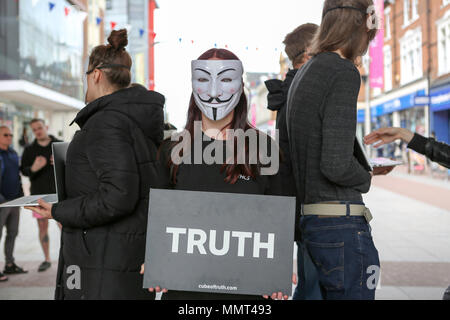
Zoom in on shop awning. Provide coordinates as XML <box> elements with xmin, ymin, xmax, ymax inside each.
<box><xmin>0</xmin><ymin>80</ymin><xmax>84</xmax><ymax>111</ymax></box>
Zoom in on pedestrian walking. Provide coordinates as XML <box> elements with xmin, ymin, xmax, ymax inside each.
<box><xmin>28</xmin><ymin>29</ymin><xmax>166</xmax><ymax>300</ymax></box>
<box><xmin>20</xmin><ymin>119</ymin><xmax>62</xmax><ymax>272</ymax></box>
<box><xmin>0</xmin><ymin>126</ymin><xmax>28</xmax><ymax>281</ymax></box>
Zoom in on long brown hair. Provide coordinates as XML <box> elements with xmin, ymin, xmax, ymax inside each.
<box><xmin>168</xmin><ymin>48</ymin><xmax>263</xmax><ymax>185</ymax></box>
<box><xmin>88</xmin><ymin>29</ymin><xmax>132</xmax><ymax>89</ymax></box>
<box><xmin>309</xmin><ymin>0</ymin><xmax>377</xmax><ymax>63</ymax></box>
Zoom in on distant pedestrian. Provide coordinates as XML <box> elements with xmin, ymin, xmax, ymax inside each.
<box><xmin>20</xmin><ymin>119</ymin><xmax>62</xmax><ymax>272</ymax></box>
<box><xmin>0</xmin><ymin>126</ymin><xmax>28</xmax><ymax>281</ymax></box>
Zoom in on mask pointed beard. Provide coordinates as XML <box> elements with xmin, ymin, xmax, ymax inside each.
<box><xmin>192</xmin><ymin>60</ymin><xmax>244</xmax><ymax>122</ymax></box>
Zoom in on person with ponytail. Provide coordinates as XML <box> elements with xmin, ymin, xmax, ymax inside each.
<box><xmin>29</xmin><ymin>29</ymin><xmax>166</xmax><ymax>300</ymax></box>
<box><xmin>141</xmin><ymin>48</ymin><xmax>287</xmax><ymax>300</ymax></box>
<box><xmin>286</xmin><ymin>0</ymin><xmax>386</xmax><ymax>300</ymax></box>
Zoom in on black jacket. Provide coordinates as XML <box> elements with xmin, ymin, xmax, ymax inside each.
<box><xmin>51</xmin><ymin>86</ymin><xmax>165</xmax><ymax>300</ymax></box>
<box><xmin>266</xmin><ymin>69</ymin><xmax>299</xmax><ymax>239</ymax></box>
<box><xmin>20</xmin><ymin>135</ymin><xmax>62</xmax><ymax>195</ymax></box>
<box><xmin>408</xmin><ymin>133</ymin><xmax>450</xmax><ymax>169</ymax></box>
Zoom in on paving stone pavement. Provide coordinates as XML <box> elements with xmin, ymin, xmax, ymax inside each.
<box><xmin>0</xmin><ymin>171</ymin><xmax>448</xmax><ymax>300</ymax></box>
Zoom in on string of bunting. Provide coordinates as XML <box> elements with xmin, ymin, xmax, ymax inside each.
<box><xmin>19</xmin><ymin>1</ymin><xmax>282</xmax><ymax>52</ymax></box>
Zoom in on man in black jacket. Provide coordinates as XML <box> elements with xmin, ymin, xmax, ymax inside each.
<box><xmin>29</xmin><ymin>29</ymin><xmax>166</xmax><ymax>300</ymax></box>
<box><xmin>21</xmin><ymin>119</ymin><xmax>62</xmax><ymax>272</ymax></box>
<box><xmin>265</xmin><ymin>23</ymin><xmax>322</xmax><ymax>300</ymax></box>
<box><xmin>365</xmin><ymin>127</ymin><xmax>450</xmax><ymax>300</ymax></box>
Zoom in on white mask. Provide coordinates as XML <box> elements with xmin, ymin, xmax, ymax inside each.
<box><xmin>191</xmin><ymin>60</ymin><xmax>244</xmax><ymax>121</ymax></box>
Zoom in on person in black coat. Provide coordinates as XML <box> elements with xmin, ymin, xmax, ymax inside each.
<box><xmin>364</xmin><ymin>127</ymin><xmax>450</xmax><ymax>169</ymax></box>
<box><xmin>365</xmin><ymin>127</ymin><xmax>450</xmax><ymax>301</ymax></box>
<box><xmin>20</xmin><ymin>119</ymin><xmax>62</xmax><ymax>273</ymax></box>
<box><xmin>29</xmin><ymin>29</ymin><xmax>166</xmax><ymax>300</ymax></box>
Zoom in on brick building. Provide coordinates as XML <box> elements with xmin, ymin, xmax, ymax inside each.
<box><xmin>358</xmin><ymin>0</ymin><xmax>450</xmax><ymax>149</ymax></box>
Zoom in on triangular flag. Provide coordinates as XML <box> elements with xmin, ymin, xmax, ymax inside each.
<box><xmin>178</xmin><ymin>38</ymin><xmax>182</xmax><ymax>43</ymax></box>
<box><xmin>139</xmin><ymin>29</ymin><xmax>145</xmax><ymax>37</ymax></box>
<box><xmin>49</xmin><ymin>2</ymin><xmax>55</xmax><ymax>11</ymax></box>
<box><xmin>64</xmin><ymin>7</ymin><xmax>70</xmax><ymax>16</ymax></box>
<box><xmin>191</xmin><ymin>40</ymin><xmax>194</xmax><ymax>44</ymax></box>
<box><xmin>110</xmin><ymin>21</ymin><xmax>117</xmax><ymax>30</ymax></box>
<box><xmin>96</xmin><ymin>17</ymin><xmax>102</xmax><ymax>25</ymax></box>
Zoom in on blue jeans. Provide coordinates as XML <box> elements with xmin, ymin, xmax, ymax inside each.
<box><xmin>293</xmin><ymin>240</ymin><xmax>323</xmax><ymax>300</ymax></box>
<box><xmin>299</xmin><ymin>208</ymin><xmax>380</xmax><ymax>300</ymax></box>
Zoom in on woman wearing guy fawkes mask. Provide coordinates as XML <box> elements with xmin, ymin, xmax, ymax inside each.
<box><xmin>141</xmin><ymin>48</ymin><xmax>286</xmax><ymax>300</ymax></box>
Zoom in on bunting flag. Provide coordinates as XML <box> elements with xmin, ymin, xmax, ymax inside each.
<box><xmin>48</xmin><ymin>2</ymin><xmax>55</xmax><ymax>11</ymax></box>
<box><xmin>139</xmin><ymin>29</ymin><xmax>145</xmax><ymax>38</ymax></box>
<box><xmin>64</xmin><ymin>6</ymin><xmax>70</xmax><ymax>16</ymax></box>
<box><xmin>96</xmin><ymin>17</ymin><xmax>102</xmax><ymax>25</ymax></box>
<box><xmin>110</xmin><ymin>21</ymin><xmax>117</xmax><ymax>30</ymax></box>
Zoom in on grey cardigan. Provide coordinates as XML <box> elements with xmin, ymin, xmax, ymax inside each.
<box><xmin>286</xmin><ymin>52</ymin><xmax>372</xmax><ymax>205</ymax></box>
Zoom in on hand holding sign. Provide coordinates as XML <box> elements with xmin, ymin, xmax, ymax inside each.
<box><xmin>140</xmin><ymin>264</ymin><xmax>168</xmax><ymax>293</ymax></box>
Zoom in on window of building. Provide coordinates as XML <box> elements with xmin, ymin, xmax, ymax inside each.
<box><xmin>106</xmin><ymin>0</ymin><xmax>113</xmax><ymax>10</ymax></box>
<box><xmin>400</xmin><ymin>28</ymin><xmax>423</xmax><ymax>85</ymax></box>
<box><xmin>404</xmin><ymin>0</ymin><xmax>411</xmax><ymax>25</ymax></box>
<box><xmin>385</xmin><ymin>7</ymin><xmax>391</xmax><ymax>40</ymax></box>
<box><xmin>412</xmin><ymin>0</ymin><xmax>419</xmax><ymax>20</ymax></box>
<box><xmin>438</xmin><ymin>12</ymin><xmax>450</xmax><ymax>75</ymax></box>
<box><xmin>384</xmin><ymin>46</ymin><xmax>393</xmax><ymax>91</ymax></box>
<box><xmin>404</xmin><ymin>0</ymin><xmax>419</xmax><ymax>26</ymax></box>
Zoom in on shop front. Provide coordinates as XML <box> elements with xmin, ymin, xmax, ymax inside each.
<box><xmin>431</xmin><ymin>82</ymin><xmax>450</xmax><ymax>145</ymax></box>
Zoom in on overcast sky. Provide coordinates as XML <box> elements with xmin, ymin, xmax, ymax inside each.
<box><xmin>154</xmin><ymin>0</ymin><xmax>325</xmax><ymax>129</ymax></box>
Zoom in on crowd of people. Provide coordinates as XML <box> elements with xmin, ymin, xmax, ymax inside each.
<box><xmin>0</xmin><ymin>0</ymin><xmax>449</xmax><ymax>300</ymax></box>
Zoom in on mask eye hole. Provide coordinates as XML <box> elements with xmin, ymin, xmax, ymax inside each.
<box><xmin>198</xmin><ymin>78</ymin><xmax>209</xmax><ymax>83</ymax></box>
<box><xmin>221</xmin><ymin>78</ymin><xmax>232</xmax><ymax>83</ymax></box>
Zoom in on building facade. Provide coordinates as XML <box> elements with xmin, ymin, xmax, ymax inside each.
<box><xmin>104</xmin><ymin>0</ymin><xmax>158</xmax><ymax>89</ymax></box>
<box><xmin>357</xmin><ymin>0</ymin><xmax>450</xmax><ymax>164</ymax></box>
<box><xmin>0</xmin><ymin>0</ymin><xmax>92</xmax><ymax>151</ymax></box>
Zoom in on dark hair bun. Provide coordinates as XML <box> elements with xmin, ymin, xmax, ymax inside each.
<box><xmin>108</xmin><ymin>29</ymin><xmax>128</xmax><ymax>51</ymax></box>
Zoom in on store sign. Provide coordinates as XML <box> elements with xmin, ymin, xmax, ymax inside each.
<box><xmin>414</xmin><ymin>95</ymin><xmax>431</xmax><ymax>106</ymax></box>
<box><xmin>143</xmin><ymin>189</ymin><xmax>296</xmax><ymax>296</ymax></box>
<box><xmin>431</xmin><ymin>84</ymin><xmax>450</xmax><ymax>112</ymax></box>
<box><xmin>372</xmin><ymin>89</ymin><xmax>426</xmax><ymax>117</ymax></box>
